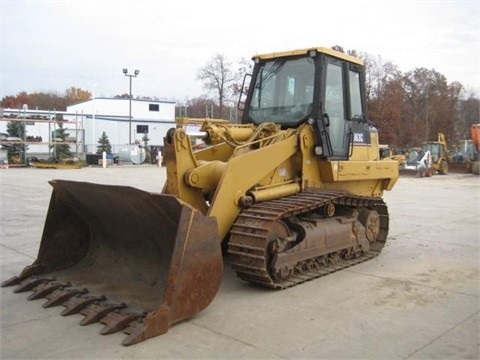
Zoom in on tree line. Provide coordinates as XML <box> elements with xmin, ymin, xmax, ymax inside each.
<box><xmin>1</xmin><ymin>48</ymin><xmax>478</xmax><ymax>149</ymax></box>
<box><xmin>358</xmin><ymin>50</ymin><xmax>478</xmax><ymax>148</ymax></box>
<box><xmin>1</xmin><ymin>87</ymin><xmax>92</xmax><ymax>113</ymax></box>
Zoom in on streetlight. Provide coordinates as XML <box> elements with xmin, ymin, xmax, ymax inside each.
<box><xmin>123</xmin><ymin>68</ymin><xmax>139</xmax><ymax>144</ymax></box>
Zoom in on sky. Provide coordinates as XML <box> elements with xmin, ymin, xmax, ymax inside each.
<box><xmin>1</xmin><ymin>0</ymin><xmax>479</xmax><ymax>103</ymax></box>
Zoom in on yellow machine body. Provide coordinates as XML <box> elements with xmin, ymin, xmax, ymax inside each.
<box><xmin>3</xmin><ymin>47</ymin><xmax>398</xmax><ymax>345</ymax></box>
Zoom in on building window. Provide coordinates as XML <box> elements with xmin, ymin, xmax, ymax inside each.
<box><xmin>149</xmin><ymin>104</ymin><xmax>159</xmax><ymax>111</ymax></box>
<box><xmin>137</xmin><ymin>125</ymin><xmax>149</xmax><ymax>134</ymax></box>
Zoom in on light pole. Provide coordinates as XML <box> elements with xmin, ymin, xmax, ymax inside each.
<box><xmin>123</xmin><ymin>68</ymin><xmax>139</xmax><ymax>144</ymax></box>
<box><xmin>90</xmin><ymin>83</ymin><xmax>97</xmax><ymax>153</ymax></box>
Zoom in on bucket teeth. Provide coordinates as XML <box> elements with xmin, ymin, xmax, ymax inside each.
<box><xmin>27</xmin><ymin>281</ymin><xmax>71</xmax><ymax>300</ymax></box>
<box><xmin>2</xmin><ymin>275</ymin><xmax>22</xmax><ymax>287</ymax></box>
<box><xmin>1</xmin><ymin>265</ymin><xmax>44</xmax><ymax>287</ymax></box>
<box><xmin>61</xmin><ymin>294</ymin><xmax>107</xmax><ymax>316</ymax></box>
<box><xmin>80</xmin><ymin>302</ymin><xmax>127</xmax><ymax>326</ymax></box>
<box><xmin>99</xmin><ymin>311</ymin><xmax>145</xmax><ymax>335</ymax></box>
<box><xmin>14</xmin><ymin>277</ymin><xmax>56</xmax><ymax>293</ymax></box>
<box><xmin>6</xmin><ymin>273</ymin><xmax>149</xmax><ymax>341</ymax></box>
<box><xmin>43</xmin><ymin>288</ymin><xmax>88</xmax><ymax>308</ymax></box>
<box><xmin>122</xmin><ymin>321</ymin><xmax>148</xmax><ymax>346</ymax></box>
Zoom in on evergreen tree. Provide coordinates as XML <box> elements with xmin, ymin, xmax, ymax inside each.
<box><xmin>142</xmin><ymin>133</ymin><xmax>150</xmax><ymax>163</ymax></box>
<box><xmin>50</xmin><ymin>121</ymin><xmax>72</xmax><ymax>160</ymax></box>
<box><xmin>2</xmin><ymin>121</ymin><xmax>27</xmax><ymax>163</ymax></box>
<box><xmin>97</xmin><ymin>131</ymin><xmax>112</xmax><ymax>154</ymax></box>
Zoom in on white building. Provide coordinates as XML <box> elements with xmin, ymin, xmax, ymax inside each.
<box><xmin>66</xmin><ymin>97</ymin><xmax>176</xmax><ymax>154</ymax></box>
<box><xmin>1</xmin><ymin>98</ymin><xmax>176</xmax><ymax>161</ymax></box>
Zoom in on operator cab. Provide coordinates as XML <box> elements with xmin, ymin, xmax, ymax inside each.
<box><xmin>241</xmin><ymin>47</ymin><xmax>370</xmax><ymax>160</ymax></box>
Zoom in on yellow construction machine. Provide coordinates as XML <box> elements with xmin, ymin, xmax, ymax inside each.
<box><xmin>401</xmin><ymin>133</ymin><xmax>449</xmax><ymax>177</ymax></box>
<box><xmin>422</xmin><ymin>132</ymin><xmax>449</xmax><ymax>175</ymax></box>
<box><xmin>2</xmin><ymin>47</ymin><xmax>399</xmax><ymax>345</ymax></box>
<box><xmin>450</xmin><ymin>139</ymin><xmax>476</xmax><ymax>173</ymax></box>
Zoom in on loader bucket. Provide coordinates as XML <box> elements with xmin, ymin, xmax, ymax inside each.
<box><xmin>2</xmin><ymin>180</ymin><xmax>223</xmax><ymax>346</ymax></box>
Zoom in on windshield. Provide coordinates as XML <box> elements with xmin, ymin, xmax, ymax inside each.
<box><xmin>457</xmin><ymin>141</ymin><xmax>474</xmax><ymax>154</ymax></box>
<box><xmin>423</xmin><ymin>143</ymin><xmax>445</xmax><ymax>163</ymax></box>
<box><xmin>423</xmin><ymin>143</ymin><xmax>443</xmax><ymax>157</ymax></box>
<box><xmin>406</xmin><ymin>149</ymin><xmax>423</xmax><ymax>164</ymax></box>
<box><xmin>247</xmin><ymin>57</ymin><xmax>315</xmax><ymax>125</ymax></box>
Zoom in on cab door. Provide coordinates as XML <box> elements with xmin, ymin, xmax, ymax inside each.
<box><xmin>323</xmin><ymin>58</ymin><xmax>350</xmax><ymax>159</ymax></box>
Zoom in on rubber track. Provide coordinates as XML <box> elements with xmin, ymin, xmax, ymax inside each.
<box><xmin>227</xmin><ymin>188</ymin><xmax>389</xmax><ymax>289</ymax></box>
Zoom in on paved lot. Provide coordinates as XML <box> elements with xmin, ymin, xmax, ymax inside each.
<box><xmin>1</xmin><ymin>165</ymin><xmax>479</xmax><ymax>359</ymax></box>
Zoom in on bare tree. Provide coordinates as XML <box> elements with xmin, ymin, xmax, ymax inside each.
<box><xmin>230</xmin><ymin>57</ymin><xmax>253</xmax><ymax>98</ymax></box>
<box><xmin>196</xmin><ymin>53</ymin><xmax>236</xmax><ymax>119</ymax></box>
<box><xmin>183</xmin><ymin>96</ymin><xmax>218</xmax><ymax>118</ymax></box>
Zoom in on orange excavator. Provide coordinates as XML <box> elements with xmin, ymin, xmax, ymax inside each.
<box><xmin>471</xmin><ymin>123</ymin><xmax>480</xmax><ymax>175</ymax></box>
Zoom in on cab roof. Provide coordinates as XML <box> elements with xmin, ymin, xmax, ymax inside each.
<box><xmin>253</xmin><ymin>47</ymin><xmax>364</xmax><ymax>66</ymax></box>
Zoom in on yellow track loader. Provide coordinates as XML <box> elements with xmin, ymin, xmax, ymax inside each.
<box><xmin>2</xmin><ymin>47</ymin><xmax>399</xmax><ymax>345</ymax></box>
